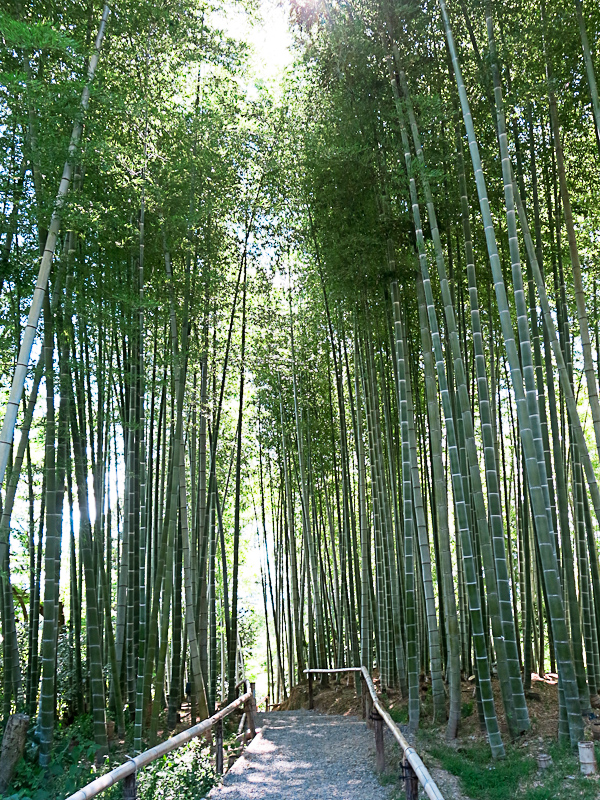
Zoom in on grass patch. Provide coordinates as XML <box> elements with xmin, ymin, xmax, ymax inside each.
<box><xmin>426</xmin><ymin>738</ymin><xmax>600</xmax><ymax>800</ymax></box>
<box><xmin>388</xmin><ymin>706</ymin><xmax>409</xmax><ymax>724</ymax></box>
<box><xmin>518</xmin><ymin>741</ymin><xmax>600</xmax><ymax>800</ymax></box>
<box><xmin>427</xmin><ymin>741</ymin><xmax>535</xmax><ymax>800</ymax></box>
<box><xmin>378</xmin><ymin>768</ymin><xmax>399</xmax><ymax>786</ymax></box>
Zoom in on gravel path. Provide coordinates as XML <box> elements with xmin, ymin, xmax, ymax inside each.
<box><xmin>208</xmin><ymin>709</ymin><xmax>393</xmax><ymax>799</ymax></box>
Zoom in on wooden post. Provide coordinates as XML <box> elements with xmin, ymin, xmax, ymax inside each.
<box><xmin>265</xmin><ymin>695</ymin><xmax>270</xmax><ymax>712</ymax></box>
<box><xmin>215</xmin><ymin>720</ymin><xmax>224</xmax><ymax>774</ymax></box>
<box><xmin>123</xmin><ymin>772</ymin><xmax>137</xmax><ymax>800</ymax></box>
<box><xmin>361</xmin><ymin>676</ymin><xmax>367</xmax><ymax>720</ymax></box>
<box><xmin>0</xmin><ymin>714</ymin><xmax>30</xmax><ymax>794</ymax></box>
<box><xmin>245</xmin><ymin>696</ymin><xmax>256</xmax><ymax>738</ymax></box>
<box><xmin>250</xmin><ymin>681</ymin><xmax>256</xmax><ymax>728</ymax></box>
<box><xmin>365</xmin><ymin>689</ymin><xmax>373</xmax><ymax>729</ymax></box>
<box><xmin>371</xmin><ymin>708</ymin><xmax>385</xmax><ymax>772</ymax></box>
<box><xmin>308</xmin><ymin>671</ymin><xmax>314</xmax><ymax>710</ymax></box>
<box><xmin>403</xmin><ymin>757</ymin><xmax>419</xmax><ymax>800</ymax></box>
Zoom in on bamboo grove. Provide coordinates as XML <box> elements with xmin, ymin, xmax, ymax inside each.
<box><xmin>1</xmin><ymin>0</ymin><xmax>600</xmax><ymax>775</ymax></box>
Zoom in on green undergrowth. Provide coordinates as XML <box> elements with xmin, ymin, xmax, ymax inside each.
<box><xmin>375</xmin><ymin>738</ymin><xmax>404</xmax><ymax>798</ymax></box>
<box><xmin>387</xmin><ymin>705</ymin><xmax>409</xmax><ymax>725</ymax></box>
<box><xmin>3</xmin><ymin>712</ymin><xmax>235</xmax><ymax>800</ymax></box>
<box><xmin>130</xmin><ymin>739</ymin><xmax>217</xmax><ymax>800</ymax></box>
<box><xmin>425</xmin><ymin>740</ymin><xmax>535</xmax><ymax>800</ymax></box>
<box><xmin>420</xmin><ymin>735</ymin><xmax>600</xmax><ymax>800</ymax></box>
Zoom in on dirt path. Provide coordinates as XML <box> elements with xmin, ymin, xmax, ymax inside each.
<box><xmin>208</xmin><ymin>709</ymin><xmax>394</xmax><ymax>799</ymax></box>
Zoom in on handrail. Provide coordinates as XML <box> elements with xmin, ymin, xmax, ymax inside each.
<box><xmin>304</xmin><ymin>667</ymin><xmax>444</xmax><ymax>800</ymax></box>
<box><xmin>64</xmin><ymin>680</ymin><xmax>256</xmax><ymax>800</ymax></box>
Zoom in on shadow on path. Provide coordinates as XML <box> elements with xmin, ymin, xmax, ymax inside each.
<box><xmin>208</xmin><ymin>709</ymin><xmax>391</xmax><ymax>799</ymax></box>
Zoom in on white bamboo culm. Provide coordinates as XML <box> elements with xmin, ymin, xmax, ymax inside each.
<box><xmin>0</xmin><ymin>4</ymin><xmax>111</xmax><ymax>491</ymax></box>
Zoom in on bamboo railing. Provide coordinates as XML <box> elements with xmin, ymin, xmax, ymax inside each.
<box><xmin>65</xmin><ymin>668</ymin><xmax>443</xmax><ymax>800</ymax></box>
<box><xmin>304</xmin><ymin>667</ymin><xmax>445</xmax><ymax>800</ymax></box>
<box><xmin>64</xmin><ymin>680</ymin><xmax>256</xmax><ymax>800</ymax></box>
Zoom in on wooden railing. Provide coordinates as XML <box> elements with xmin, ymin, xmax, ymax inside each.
<box><xmin>64</xmin><ymin>680</ymin><xmax>257</xmax><ymax>800</ymax></box>
<box><xmin>65</xmin><ymin>669</ymin><xmax>443</xmax><ymax>800</ymax></box>
<box><xmin>305</xmin><ymin>667</ymin><xmax>444</xmax><ymax>800</ymax></box>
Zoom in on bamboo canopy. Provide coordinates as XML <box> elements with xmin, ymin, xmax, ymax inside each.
<box><xmin>1</xmin><ymin>2</ymin><xmax>600</xmax><ymax>794</ymax></box>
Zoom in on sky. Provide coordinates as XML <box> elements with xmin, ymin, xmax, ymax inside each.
<box><xmin>217</xmin><ymin>0</ymin><xmax>294</xmax><ymax>94</ymax></box>
<box><xmin>216</xmin><ymin>0</ymin><xmax>294</xmax><ymax>701</ymax></box>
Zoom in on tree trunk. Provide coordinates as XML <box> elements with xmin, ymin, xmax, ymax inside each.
<box><xmin>0</xmin><ymin>713</ymin><xmax>29</xmax><ymax>793</ymax></box>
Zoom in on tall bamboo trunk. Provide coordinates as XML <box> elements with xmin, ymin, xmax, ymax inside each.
<box><xmin>0</xmin><ymin>5</ymin><xmax>110</xmax><ymax>490</ymax></box>
<box><xmin>440</xmin><ymin>0</ymin><xmax>583</xmax><ymax>745</ymax></box>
